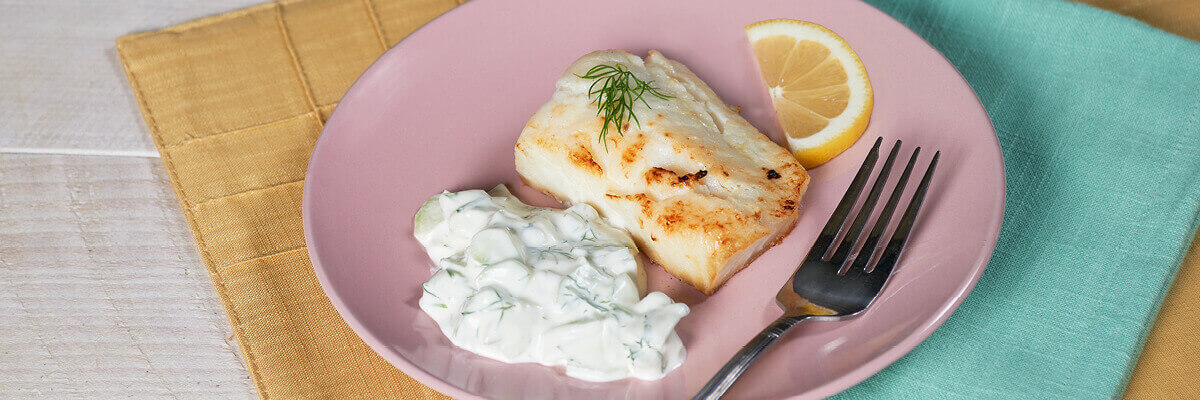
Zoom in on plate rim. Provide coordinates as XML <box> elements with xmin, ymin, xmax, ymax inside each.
<box><xmin>302</xmin><ymin>0</ymin><xmax>1007</xmax><ymax>398</ymax></box>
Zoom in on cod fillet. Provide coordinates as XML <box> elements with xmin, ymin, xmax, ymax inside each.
<box><xmin>515</xmin><ymin>50</ymin><xmax>808</xmax><ymax>295</ymax></box>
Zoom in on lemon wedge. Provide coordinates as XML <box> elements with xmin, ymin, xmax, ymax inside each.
<box><xmin>746</xmin><ymin>19</ymin><xmax>873</xmax><ymax>168</ymax></box>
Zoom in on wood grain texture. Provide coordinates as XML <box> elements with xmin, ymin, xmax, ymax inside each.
<box><xmin>0</xmin><ymin>0</ymin><xmax>263</xmax><ymax>156</ymax></box>
<box><xmin>0</xmin><ymin>154</ymin><xmax>256</xmax><ymax>399</ymax></box>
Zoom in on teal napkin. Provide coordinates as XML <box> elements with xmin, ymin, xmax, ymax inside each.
<box><xmin>836</xmin><ymin>0</ymin><xmax>1200</xmax><ymax>398</ymax></box>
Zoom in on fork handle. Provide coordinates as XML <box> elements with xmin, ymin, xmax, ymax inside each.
<box><xmin>692</xmin><ymin>316</ymin><xmax>806</xmax><ymax>400</ymax></box>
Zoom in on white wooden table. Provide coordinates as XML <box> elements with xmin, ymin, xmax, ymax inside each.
<box><xmin>0</xmin><ymin>2</ymin><xmax>273</xmax><ymax>398</ymax></box>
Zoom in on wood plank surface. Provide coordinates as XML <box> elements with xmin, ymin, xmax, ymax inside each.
<box><xmin>0</xmin><ymin>154</ymin><xmax>256</xmax><ymax>399</ymax></box>
<box><xmin>0</xmin><ymin>1</ymin><xmax>262</xmax><ymax>156</ymax></box>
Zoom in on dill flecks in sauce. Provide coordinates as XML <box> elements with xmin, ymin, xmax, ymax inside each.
<box><xmin>413</xmin><ymin>185</ymin><xmax>688</xmax><ymax>382</ymax></box>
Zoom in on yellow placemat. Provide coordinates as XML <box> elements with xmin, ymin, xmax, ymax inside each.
<box><xmin>115</xmin><ymin>0</ymin><xmax>1198</xmax><ymax>398</ymax></box>
<box><xmin>116</xmin><ymin>0</ymin><xmax>459</xmax><ymax>398</ymax></box>
<box><xmin>1124</xmin><ymin>225</ymin><xmax>1200</xmax><ymax>399</ymax></box>
<box><xmin>1077</xmin><ymin>0</ymin><xmax>1200</xmax><ymax>42</ymax></box>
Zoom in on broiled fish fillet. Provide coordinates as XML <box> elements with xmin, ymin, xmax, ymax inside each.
<box><xmin>515</xmin><ymin>50</ymin><xmax>809</xmax><ymax>295</ymax></box>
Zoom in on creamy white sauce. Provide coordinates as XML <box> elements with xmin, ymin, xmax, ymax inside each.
<box><xmin>413</xmin><ymin>185</ymin><xmax>688</xmax><ymax>382</ymax></box>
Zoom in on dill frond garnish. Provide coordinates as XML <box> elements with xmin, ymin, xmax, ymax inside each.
<box><xmin>576</xmin><ymin>63</ymin><xmax>672</xmax><ymax>150</ymax></box>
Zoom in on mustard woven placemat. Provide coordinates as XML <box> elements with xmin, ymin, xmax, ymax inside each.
<box><xmin>116</xmin><ymin>0</ymin><xmax>458</xmax><ymax>398</ymax></box>
<box><xmin>1077</xmin><ymin>0</ymin><xmax>1200</xmax><ymax>42</ymax></box>
<box><xmin>115</xmin><ymin>0</ymin><xmax>1198</xmax><ymax>398</ymax></box>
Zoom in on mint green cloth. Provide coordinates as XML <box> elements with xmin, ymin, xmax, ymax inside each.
<box><xmin>835</xmin><ymin>0</ymin><xmax>1200</xmax><ymax>398</ymax></box>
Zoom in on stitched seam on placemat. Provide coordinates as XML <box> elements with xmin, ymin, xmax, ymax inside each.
<box><xmin>117</xmin><ymin>31</ymin><xmax>273</xmax><ymax>400</ymax></box>
<box><xmin>216</xmin><ymin>245</ymin><xmax>310</xmax><ymax>273</ymax></box>
<box><xmin>163</xmin><ymin>112</ymin><xmax>316</xmax><ymax>151</ymax></box>
<box><xmin>116</xmin><ymin>1</ymin><xmax>466</xmax><ymax>399</ymax></box>
<box><xmin>191</xmin><ymin>179</ymin><xmax>306</xmax><ymax>208</ymax></box>
<box><xmin>273</xmin><ymin>1</ymin><xmax>325</xmax><ymax>129</ymax></box>
<box><xmin>361</xmin><ymin>0</ymin><xmax>390</xmax><ymax>50</ymax></box>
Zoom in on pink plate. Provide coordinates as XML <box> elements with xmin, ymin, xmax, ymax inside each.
<box><xmin>303</xmin><ymin>0</ymin><xmax>1005</xmax><ymax>398</ymax></box>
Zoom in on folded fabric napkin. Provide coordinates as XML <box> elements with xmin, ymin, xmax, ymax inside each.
<box><xmin>839</xmin><ymin>0</ymin><xmax>1200</xmax><ymax>398</ymax></box>
<box><xmin>117</xmin><ymin>0</ymin><xmax>1198</xmax><ymax>398</ymax></box>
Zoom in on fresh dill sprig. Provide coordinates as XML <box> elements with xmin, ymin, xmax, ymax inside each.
<box><xmin>576</xmin><ymin>63</ymin><xmax>673</xmax><ymax>150</ymax></box>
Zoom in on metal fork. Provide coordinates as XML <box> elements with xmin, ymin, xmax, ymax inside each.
<box><xmin>692</xmin><ymin>137</ymin><xmax>939</xmax><ymax>400</ymax></box>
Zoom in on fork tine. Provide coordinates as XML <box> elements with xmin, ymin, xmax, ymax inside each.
<box><xmin>829</xmin><ymin>140</ymin><xmax>901</xmax><ymax>267</ymax></box>
<box><xmin>848</xmin><ymin>147</ymin><xmax>921</xmax><ymax>274</ymax></box>
<box><xmin>809</xmin><ymin>137</ymin><xmax>882</xmax><ymax>259</ymax></box>
<box><xmin>866</xmin><ymin>150</ymin><xmax>939</xmax><ymax>282</ymax></box>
